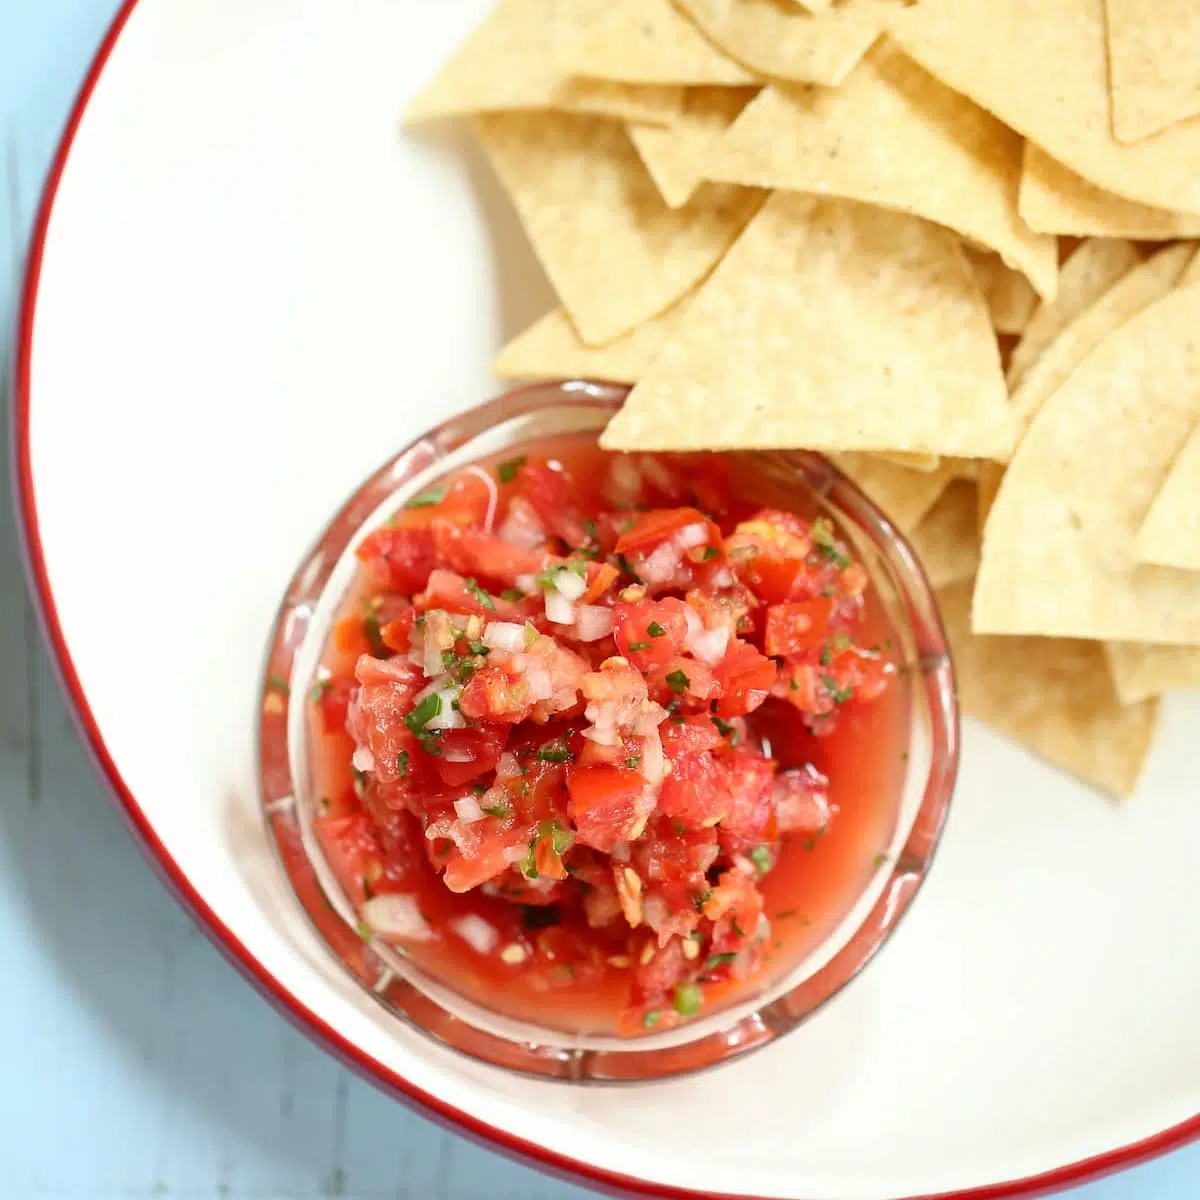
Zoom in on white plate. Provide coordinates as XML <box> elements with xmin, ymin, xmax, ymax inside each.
<box><xmin>14</xmin><ymin>2</ymin><xmax>1200</xmax><ymax>1197</ymax></box>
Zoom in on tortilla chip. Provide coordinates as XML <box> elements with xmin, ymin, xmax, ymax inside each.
<box><xmin>876</xmin><ymin>452</ymin><xmax>942</xmax><ymax>473</ymax></box>
<box><xmin>472</xmin><ymin>111</ymin><xmax>763</xmax><ymax>346</ymax></box>
<box><xmin>1007</xmin><ymin>235</ymin><xmax>1140</xmax><ymax>390</ymax></box>
<box><xmin>790</xmin><ymin>0</ymin><xmax>832</xmax><ymax>11</ymax></box>
<box><xmin>908</xmin><ymin>480</ymin><xmax>981</xmax><ymax>588</ymax></box>
<box><xmin>554</xmin><ymin>0</ymin><xmax>757</xmax><ymax>85</ymax></box>
<box><xmin>889</xmin><ymin>0</ymin><xmax>1200</xmax><ymax>217</ymax></box>
<box><xmin>833</xmin><ymin>455</ymin><xmax>956</xmax><ymax>533</ymax></box>
<box><xmin>702</xmin><ymin>47</ymin><xmax>1057</xmax><ymax>299</ymax></box>
<box><xmin>406</xmin><ymin>0</ymin><xmax>683</xmax><ymax>125</ymax></box>
<box><xmin>1134</xmin><ymin>422</ymin><xmax>1200</xmax><ymax>570</ymax></box>
<box><xmin>1006</xmin><ymin>241</ymin><xmax>1193</xmax><ymax>438</ymax></box>
<box><xmin>940</xmin><ymin>582</ymin><xmax>1159</xmax><ymax>798</ymax></box>
<box><xmin>1105</xmin><ymin>0</ymin><xmax>1200</xmax><ymax>144</ymax></box>
<box><xmin>965</xmin><ymin>249</ymin><xmax>1038</xmax><ymax>335</ymax></box>
<box><xmin>1105</xmin><ymin>641</ymin><xmax>1200</xmax><ymax>705</ymax></box>
<box><xmin>976</xmin><ymin>462</ymin><xmax>1003</xmax><ymax>540</ymax></box>
<box><xmin>1019</xmin><ymin>143</ymin><xmax>1200</xmax><ymax>239</ymax></box>
<box><xmin>601</xmin><ymin>194</ymin><xmax>1016</xmax><ymax>458</ymax></box>
<box><xmin>630</xmin><ymin>88</ymin><xmax>759</xmax><ymax>208</ymax></box>
<box><xmin>674</xmin><ymin>0</ymin><xmax>892</xmax><ymax>88</ymax></box>
<box><xmin>974</xmin><ymin>283</ymin><xmax>1200</xmax><ymax>643</ymax></box>
<box><xmin>1179</xmin><ymin>247</ymin><xmax>1200</xmax><ymax>287</ymax></box>
<box><xmin>493</xmin><ymin>300</ymin><xmax>688</xmax><ymax>383</ymax></box>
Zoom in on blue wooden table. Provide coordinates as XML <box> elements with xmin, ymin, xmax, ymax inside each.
<box><xmin>2</xmin><ymin>6</ymin><xmax>1199</xmax><ymax>1199</ymax></box>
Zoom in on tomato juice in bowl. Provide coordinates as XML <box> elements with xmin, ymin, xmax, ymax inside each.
<box><xmin>258</xmin><ymin>380</ymin><xmax>958</xmax><ymax>1082</ymax></box>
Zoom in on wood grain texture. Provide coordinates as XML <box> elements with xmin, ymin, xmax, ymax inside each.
<box><xmin>0</xmin><ymin>2</ymin><xmax>1192</xmax><ymax>1198</ymax></box>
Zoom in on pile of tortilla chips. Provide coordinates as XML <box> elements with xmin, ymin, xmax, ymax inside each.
<box><xmin>406</xmin><ymin>0</ymin><xmax>1200</xmax><ymax>799</ymax></box>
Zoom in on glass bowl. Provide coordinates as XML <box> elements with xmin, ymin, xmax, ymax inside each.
<box><xmin>256</xmin><ymin>379</ymin><xmax>959</xmax><ymax>1082</ymax></box>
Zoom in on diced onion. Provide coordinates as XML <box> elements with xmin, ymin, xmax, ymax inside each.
<box><xmin>642</xmin><ymin>894</ymin><xmax>669</xmax><ymax>931</ymax></box>
<box><xmin>640</xmin><ymin>541</ymin><xmax>680</xmax><ymax>583</ymax></box>
<box><xmin>451</xmin><ymin>913</ymin><xmax>499</xmax><ymax>955</ymax></box>
<box><xmin>638</xmin><ymin>455</ymin><xmax>676</xmax><ymax>492</ymax></box>
<box><xmin>361</xmin><ymin>894</ymin><xmax>433</xmax><ymax>941</ymax></box>
<box><xmin>611</xmin><ymin>841</ymin><xmax>631</xmax><ymax>863</ymax></box>
<box><xmin>574</xmin><ymin>605</ymin><xmax>614</xmax><ymax>642</ymax></box>
<box><xmin>426</xmin><ymin>685</ymin><xmax>466</xmax><ymax>730</ymax></box>
<box><xmin>553</xmin><ymin>569</ymin><xmax>588</xmax><ymax>601</ymax></box>
<box><xmin>454</xmin><ymin>794</ymin><xmax>485</xmax><ymax>823</ymax></box>
<box><xmin>352</xmin><ymin>746</ymin><xmax>376</xmax><ymax>773</ymax></box>
<box><xmin>687</xmin><ymin>624</ymin><xmax>729</xmax><ymax>664</ymax></box>
<box><xmin>545</xmin><ymin>589</ymin><xmax>576</xmax><ymax>625</ymax></box>
<box><xmin>496</xmin><ymin>752</ymin><xmax>520</xmax><ymax>780</ymax></box>
<box><xmin>639</xmin><ymin>732</ymin><xmax>665</xmax><ymax>784</ymax></box>
<box><xmin>675</xmin><ymin>523</ymin><xmax>708</xmax><ymax>550</ymax></box>
<box><xmin>498</xmin><ymin>501</ymin><xmax>546</xmax><ymax>549</ymax></box>
<box><xmin>503</xmin><ymin>843</ymin><xmax>529</xmax><ymax>865</ymax></box>
<box><xmin>422</xmin><ymin>636</ymin><xmax>443</xmax><ymax>678</ymax></box>
<box><xmin>516</xmin><ymin>573</ymin><xmax>537</xmax><ymax>594</ymax></box>
<box><xmin>443</xmin><ymin>746</ymin><xmax>477</xmax><ymax>764</ymax></box>
<box><xmin>483</xmin><ymin>621</ymin><xmax>527</xmax><ymax>651</ymax></box>
<box><xmin>607</xmin><ymin>456</ymin><xmax>642</xmax><ymax>506</ymax></box>
<box><xmin>525</xmin><ymin>663</ymin><xmax>554</xmax><ymax>702</ymax></box>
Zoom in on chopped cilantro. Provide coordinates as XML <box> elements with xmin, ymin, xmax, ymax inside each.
<box><xmin>788</xmin><ymin>675</ymin><xmax>799</xmax><ymax>692</ymax></box>
<box><xmin>442</xmin><ymin>649</ymin><xmax>459</xmax><ymax>670</ymax></box>
<box><xmin>701</xmin><ymin>546</ymin><xmax>720</xmax><ymax>560</ymax></box>
<box><xmin>518</xmin><ymin>843</ymin><xmax>539</xmax><ymax>880</ymax></box>
<box><xmin>901</xmin><ymin>750</ymin><xmax>910</xmax><ymax>763</ymax></box>
<box><xmin>704</xmin><ymin>952</ymin><xmax>737</xmax><ymax>971</ymax></box>
<box><xmin>811</xmin><ymin>517</ymin><xmax>850</xmax><ymax>569</ymax></box>
<box><xmin>472</xmin><ymin>782</ymin><xmax>487</xmax><ymax>795</ymax></box>
<box><xmin>497</xmin><ymin>455</ymin><xmax>526</xmax><ymax>483</ymax></box>
<box><xmin>628</xmin><ymin>640</ymin><xmax>650</xmax><ymax>651</ymax></box>
<box><xmin>665</xmin><ymin>669</ymin><xmax>689</xmax><ymax>694</ymax></box>
<box><xmin>582</xmin><ymin>518</ymin><xmax>597</xmax><ymax>539</ymax></box>
<box><xmin>749</xmin><ymin>846</ymin><xmax>772</xmax><ymax>874</ymax></box>
<box><xmin>624</xmin><ymin>755</ymin><xmax>641</xmax><ymax>768</ymax></box>
<box><xmin>310</xmin><ymin>679</ymin><xmax>331</xmax><ymax>703</ymax></box>
<box><xmin>266</xmin><ymin>675</ymin><xmax>289</xmax><ymax>694</ymax></box>
<box><xmin>820</xmin><ymin>643</ymin><xmax>832</xmax><ymax>667</ymax></box>
<box><xmin>397</xmin><ymin>750</ymin><xmax>410</xmax><ymax>778</ymax></box>
<box><xmin>615</xmin><ymin>553</ymin><xmax>642</xmax><ymax>581</ymax></box>
<box><xmin>352</xmin><ymin>768</ymin><xmax>369</xmax><ymax>799</ymax></box>
<box><xmin>361</xmin><ymin>875</ymin><xmax>375</xmax><ymax>900</ymax></box>
<box><xmin>672</xmin><ymin>818</ymin><xmax>687</xmax><ymax>836</ymax></box>
<box><xmin>355</xmin><ymin>920</ymin><xmax>372</xmax><ymax>940</ymax></box>
<box><xmin>464</xmin><ymin>577</ymin><xmax>495</xmax><ymax>611</ymax></box>
<box><xmin>711</xmin><ymin>715</ymin><xmax>741</xmax><ymax>747</ymax></box>
<box><xmin>672</xmin><ymin>982</ymin><xmax>703</xmax><ymax>1017</ymax></box>
<box><xmin>537</xmin><ymin>739</ymin><xmax>573</xmax><ymax>763</ymax></box>
<box><xmin>405</xmin><ymin>691</ymin><xmax>443</xmax><ymax>737</ymax></box>
<box><xmin>693</xmin><ymin>887</ymin><xmax>713</xmax><ymax>912</ymax></box>
<box><xmin>499</xmin><ymin>588</ymin><xmax>524</xmax><ymax>602</ymax></box>
<box><xmin>873</xmin><ymin>852</ymin><xmax>890</xmax><ymax>868</ymax></box>
<box><xmin>821</xmin><ymin>674</ymin><xmax>854</xmax><ymax>704</ymax></box>
<box><xmin>833</xmin><ymin>632</ymin><xmax>852</xmax><ymax>651</ymax></box>
<box><xmin>732</xmin><ymin>918</ymin><xmax>746</xmax><ymax>938</ymax></box>
<box><xmin>647</xmin><ymin>621</ymin><xmax>667</xmax><ymax>638</ymax></box>
<box><xmin>563</xmin><ymin>558</ymin><xmax>589</xmax><ymax>577</ymax></box>
<box><xmin>539</xmin><ymin>818</ymin><xmax>574</xmax><ymax>856</ymax></box>
<box><xmin>643</xmin><ymin>1009</ymin><xmax>662</xmax><ymax>1029</ymax></box>
<box><xmin>404</xmin><ymin>485</ymin><xmax>446</xmax><ymax>509</ymax></box>
<box><xmin>481</xmin><ymin>803</ymin><xmax>510</xmax><ymax>818</ymax></box>
<box><xmin>468</xmin><ymin>640</ymin><xmax>489</xmax><ymax>656</ymax></box>
<box><xmin>363</xmin><ymin>613</ymin><xmax>388</xmax><ymax>658</ymax></box>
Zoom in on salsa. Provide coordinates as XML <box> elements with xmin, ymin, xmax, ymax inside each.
<box><xmin>307</xmin><ymin>437</ymin><xmax>909</xmax><ymax>1036</ymax></box>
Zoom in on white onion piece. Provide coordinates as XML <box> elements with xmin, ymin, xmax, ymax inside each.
<box><xmin>553</xmin><ymin>569</ymin><xmax>588</xmax><ymax>601</ymax></box>
<box><xmin>426</xmin><ymin>687</ymin><xmax>466</xmax><ymax>730</ymax></box>
<box><xmin>544</xmin><ymin>589</ymin><xmax>576</xmax><ymax>625</ymax></box>
<box><xmin>582</xmin><ymin>723</ymin><xmax>621</xmax><ymax>747</ymax></box>
<box><xmin>525</xmin><ymin>664</ymin><xmax>554</xmax><ymax>702</ymax></box>
<box><xmin>352</xmin><ymin>746</ymin><xmax>376</xmax><ymax>773</ymax></box>
<box><xmin>498</xmin><ymin>501</ymin><xmax>546</xmax><ymax>549</ymax></box>
<box><xmin>607</xmin><ymin>456</ymin><xmax>642</xmax><ymax>506</ymax></box>
<box><xmin>443</xmin><ymin>746</ymin><xmax>477</xmax><ymax>764</ymax></box>
<box><xmin>611</xmin><ymin>841</ymin><xmax>631</xmax><ymax>863</ymax></box>
<box><xmin>483</xmin><ymin>621</ymin><xmax>527</xmax><ymax>652</ymax></box>
<box><xmin>454</xmin><ymin>794</ymin><xmax>486</xmax><ymax>823</ymax></box>
<box><xmin>422</xmin><ymin>636</ymin><xmax>444</xmax><ymax>678</ymax></box>
<box><xmin>574</xmin><ymin>605</ymin><xmax>614</xmax><ymax>642</ymax></box>
<box><xmin>639</xmin><ymin>455</ymin><xmax>676</xmax><ymax>492</ymax></box>
<box><xmin>361</xmin><ymin>894</ymin><xmax>433</xmax><ymax>941</ymax></box>
<box><xmin>502</xmin><ymin>843</ymin><xmax>528</xmax><ymax>865</ymax></box>
<box><xmin>639</xmin><ymin>733</ymin><xmax>665</xmax><ymax>784</ymax></box>
<box><xmin>516</xmin><ymin>573</ymin><xmax>537</xmax><ymax>594</ymax></box>
<box><xmin>641</xmin><ymin>541</ymin><xmax>680</xmax><ymax>583</ymax></box>
<box><xmin>496</xmin><ymin>752</ymin><xmax>520</xmax><ymax>780</ymax></box>
<box><xmin>687</xmin><ymin>623</ymin><xmax>729</xmax><ymax>664</ymax></box>
<box><xmin>642</xmin><ymin>893</ymin><xmax>669</xmax><ymax>931</ymax></box>
<box><xmin>451</xmin><ymin>913</ymin><xmax>499</xmax><ymax>955</ymax></box>
<box><xmin>675</xmin><ymin>523</ymin><xmax>708</xmax><ymax>550</ymax></box>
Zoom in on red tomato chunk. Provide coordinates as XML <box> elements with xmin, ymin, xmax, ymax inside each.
<box><xmin>313</xmin><ymin>446</ymin><xmax>898</xmax><ymax>1033</ymax></box>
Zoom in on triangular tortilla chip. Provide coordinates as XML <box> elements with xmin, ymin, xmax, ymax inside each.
<box><xmin>790</xmin><ymin>0</ymin><xmax>832</xmax><ymax>11</ymax></box>
<box><xmin>909</xmin><ymin>480</ymin><xmax>981</xmax><ymax>588</ymax></box>
<box><xmin>974</xmin><ymin>283</ymin><xmax>1200</xmax><ymax>643</ymax></box>
<box><xmin>1006</xmin><ymin>242</ymin><xmax>1193</xmax><ymax>439</ymax></box>
<box><xmin>702</xmin><ymin>47</ymin><xmax>1057</xmax><ymax>299</ymax></box>
<box><xmin>1105</xmin><ymin>0</ymin><xmax>1200</xmax><ymax>144</ymax></box>
<box><xmin>1019</xmin><ymin>143</ymin><xmax>1200</xmax><ymax>239</ymax></box>
<box><xmin>940</xmin><ymin>583</ymin><xmax>1160</xmax><ymax>798</ymax></box>
<box><xmin>554</xmin><ymin>0</ymin><xmax>757</xmax><ymax>85</ymax></box>
<box><xmin>833</xmin><ymin>455</ymin><xmax>956</xmax><ymax>533</ymax></box>
<box><xmin>673</xmin><ymin>0</ymin><xmax>892</xmax><ymax>87</ymax></box>
<box><xmin>890</xmin><ymin>0</ymin><xmax>1200</xmax><ymax>216</ymax></box>
<box><xmin>472</xmin><ymin>111</ymin><xmax>763</xmax><ymax>345</ymax></box>
<box><xmin>601</xmin><ymin>194</ymin><xmax>1016</xmax><ymax>458</ymax></box>
<box><xmin>630</xmin><ymin>87</ymin><xmax>759</xmax><ymax>208</ymax></box>
<box><xmin>1105</xmin><ymin>641</ymin><xmax>1200</xmax><ymax>706</ymax></box>
<box><xmin>1134</xmin><ymin>422</ymin><xmax>1200</xmax><ymax>570</ymax></box>
<box><xmin>493</xmin><ymin>299</ymin><xmax>689</xmax><ymax>383</ymax></box>
<box><xmin>406</xmin><ymin>0</ymin><xmax>683</xmax><ymax>125</ymax></box>
<box><xmin>965</xmin><ymin>250</ymin><xmax>1038</xmax><ymax>335</ymax></box>
<box><xmin>1007</xmin><ymin>235</ymin><xmax>1140</xmax><ymax>391</ymax></box>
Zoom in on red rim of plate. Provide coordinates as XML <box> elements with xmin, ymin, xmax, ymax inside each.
<box><xmin>9</xmin><ymin>3</ymin><xmax>1200</xmax><ymax>1197</ymax></box>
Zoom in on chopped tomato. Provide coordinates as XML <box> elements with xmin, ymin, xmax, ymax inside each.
<box><xmin>712</xmin><ymin>642</ymin><xmax>775</xmax><ymax>717</ymax></box>
<box><xmin>764</xmin><ymin>598</ymin><xmax>832</xmax><ymax>657</ymax></box>
<box><xmin>516</xmin><ymin>459</ymin><xmax>592</xmax><ymax>548</ymax></box>
<box><xmin>356</xmin><ymin>526</ymin><xmax>437</xmax><ymax>595</ymax></box>
<box><xmin>314</xmin><ymin>675</ymin><xmax>356</xmax><ymax>736</ymax></box>
<box><xmin>432</xmin><ymin>521</ymin><xmax>545</xmax><ymax>586</ymax></box>
<box><xmin>567</xmin><ymin>765</ymin><xmax>649</xmax><ymax>852</ymax></box>
<box><xmin>612</xmin><ymin>597</ymin><xmax>689</xmax><ymax>669</ymax></box>
<box><xmin>615</xmin><ymin>507</ymin><xmax>721</xmax><ymax>556</ymax></box>
<box><xmin>657</xmin><ymin>752</ymin><xmax>730</xmax><ymax>829</ymax></box>
<box><xmin>659</xmin><ymin>713</ymin><xmax>723</xmax><ymax>757</ymax></box>
<box><xmin>396</xmin><ymin>470</ymin><xmax>493</xmax><ymax>529</ymax></box>
<box><xmin>432</xmin><ymin>725</ymin><xmax>508</xmax><ymax>787</ymax></box>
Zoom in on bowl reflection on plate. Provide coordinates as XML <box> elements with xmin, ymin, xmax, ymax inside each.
<box><xmin>256</xmin><ymin>378</ymin><xmax>958</xmax><ymax>1082</ymax></box>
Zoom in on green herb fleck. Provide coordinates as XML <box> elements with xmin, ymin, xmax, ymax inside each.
<box><xmin>468</xmin><ymin>640</ymin><xmax>489</xmax><ymax>656</ymax></box>
<box><xmin>405</xmin><ymin>691</ymin><xmax>443</xmax><ymax>737</ymax></box>
<box><xmin>405</xmin><ymin>484</ymin><xmax>446</xmax><ymax>510</ymax></box>
<box><xmin>811</xmin><ymin>517</ymin><xmax>850</xmax><ymax>569</ymax></box>
<box><xmin>361</xmin><ymin>875</ymin><xmax>375</xmax><ymax>901</ymax></box>
<box><xmin>821</xmin><ymin>674</ymin><xmax>854</xmax><ymax>704</ymax></box>
<box><xmin>267</xmin><ymin>675</ymin><xmax>290</xmax><ymax>695</ymax></box>
<box><xmin>310</xmin><ymin>679</ymin><xmax>331</xmax><ymax>703</ymax></box>
<box><xmin>397</xmin><ymin>750</ymin><xmax>410</xmax><ymax>778</ymax></box>
<box><xmin>701</xmin><ymin>546</ymin><xmax>720</xmax><ymax>560</ymax></box>
<box><xmin>873</xmin><ymin>852</ymin><xmax>890</xmax><ymax>868</ymax></box>
<box><xmin>672</xmin><ymin>982</ymin><xmax>703</xmax><ymax>1017</ymax></box>
<box><xmin>481</xmin><ymin>803</ymin><xmax>510</xmax><ymax>819</ymax></box>
<box><xmin>355</xmin><ymin>920</ymin><xmax>372</xmax><ymax>940</ymax></box>
<box><xmin>643</xmin><ymin>1009</ymin><xmax>662</xmax><ymax>1029</ymax></box>
<box><xmin>628</xmin><ymin>641</ymin><xmax>650</xmax><ymax>652</ymax></box>
<box><xmin>537</xmin><ymin>739</ymin><xmax>573</xmax><ymax>764</ymax></box>
<box><xmin>497</xmin><ymin>455</ymin><xmax>526</xmax><ymax>483</ymax></box>
<box><xmin>665</xmin><ymin>669</ymin><xmax>689</xmax><ymax>694</ymax></box>
<box><xmin>500</xmin><ymin>588</ymin><xmax>525</xmax><ymax>602</ymax></box>
<box><xmin>353</xmin><ymin>768</ymin><xmax>369</xmax><ymax>799</ymax></box>
<box><xmin>788</xmin><ymin>675</ymin><xmax>799</xmax><ymax>692</ymax></box>
<box><xmin>705</xmin><ymin>952</ymin><xmax>737</xmax><ymax>971</ymax></box>
<box><xmin>615</xmin><ymin>553</ymin><xmax>642</xmax><ymax>582</ymax></box>
<box><xmin>363</xmin><ymin>613</ymin><xmax>388</xmax><ymax>658</ymax></box>
<box><xmin>582</xmin><ymin>517</ymin><xmax>598</xmax><ymax>540</ymax></box>
<box><xmin>464</xmin><ymin>577</ymin><xmax>495</xmax><ymax>611</ymax></box>
<box><xmin>625</xmin><ymin>756</ymin><xmax>641</xmax><ymax>768</ymax></box>
<box><xmin>749</xmin><ymin>846</ymin><xmax>772</xmax><ymax>874</ymax></box>
<box><xmin>647</xmin><ymin>621</ymin><xmax>667</xmax><ymax>638</ymax></box>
